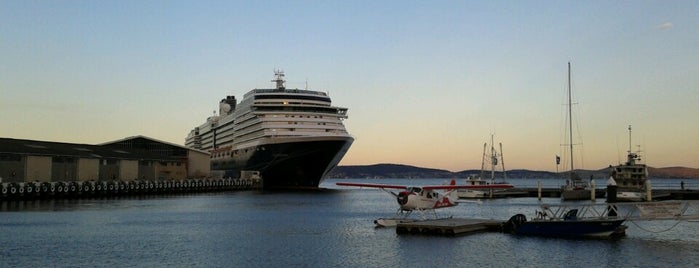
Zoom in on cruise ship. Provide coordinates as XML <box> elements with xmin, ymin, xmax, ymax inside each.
<box><xmin>185</xmin><ymin>71</ymin><xmax>353</xmax><ymax>189</ymax></box>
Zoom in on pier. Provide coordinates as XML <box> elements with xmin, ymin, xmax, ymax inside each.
<box><xmin>0</xmin><ymin>178</ymin><xmax>262</xmax><ymax>201</ymax></box>
<box><xmin>467</xmin><ymin>187</ymin><xmax>699</xmax><ymax>201</ymax></box>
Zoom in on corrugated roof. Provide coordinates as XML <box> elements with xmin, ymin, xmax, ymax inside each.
<box><xmin>0</xmin><ymin>138</ymin><xmax>179</xmax><ymax>161</ymax></box>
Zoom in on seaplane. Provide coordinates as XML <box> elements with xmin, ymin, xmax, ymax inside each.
<box><xmin>336</xmin><ymin>179</ymin><xmax>514</xmax><ymax>227</ymax></box>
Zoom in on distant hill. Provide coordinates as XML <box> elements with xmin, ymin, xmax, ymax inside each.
<box><xmin>328</xmin><ymin>163</ymin><xmax>454</xmax><ymax>179</ymax></box>
<box><xmin>648</xmin><ymin>167</ymin><xmax>699</xmax><ymax>179</ymax></box>
<box><xmin>328</xmin><ymin>163</ymin><xmax>699</xmax><ymax>179</ymax></box>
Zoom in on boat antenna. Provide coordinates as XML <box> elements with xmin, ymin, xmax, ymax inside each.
<box><xmin>628</xmin><ymin>125</ymin><xmax>632</xmax><ymax>155</ymax></box>
<box><xmin>272</xmin><ymin>69</ymin><xmax>286</xmax><ymax>90</ymax></box>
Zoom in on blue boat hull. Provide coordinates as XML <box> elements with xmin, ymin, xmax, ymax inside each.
<box><xmin>515</xmin><ymin>220</ymin><xmax>626</xmax><ymax>238</ymax></box>
<box><xmin>504</xmin><ymin>214</ymin><xmax>626</xmax><ymax>238</ymax></box>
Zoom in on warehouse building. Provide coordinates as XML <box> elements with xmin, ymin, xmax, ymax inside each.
<box><xmin>0</xmin><ymin>136</ymin><xmax>210</xmax><ymax>183</ymax></box>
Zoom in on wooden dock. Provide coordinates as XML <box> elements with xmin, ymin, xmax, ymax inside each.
<box><xmin>468</xmin><ymin>188</ymin><xmax>699</xmax><ymax>200</ymax></box>
<box><xmin>396</xmin><ymin>218</ymin><xmax>503</xmax><ymax>236</ymax></box>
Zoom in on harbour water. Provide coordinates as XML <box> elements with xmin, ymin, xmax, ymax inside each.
<box><xmin>1</xmin><ymin>178</ymin><xmax>698</xmax><ymax>267</ymax></box>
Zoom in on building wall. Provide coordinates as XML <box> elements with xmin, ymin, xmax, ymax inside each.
<box><xmin>155</xmin><ymin>161</ymin><xmax>187</xmax><ymax>180</ymax></box>
<box><xmin>138</xmin><ymin>160</ymin><xmax>156</xmax><ymax>180</ymax></box>
<box><xmin>119</xmin><ymin>160</ymin><xmax>138</xmax><ymax>181</ymax></box>
<box><xmin>26</xmin><ymin>156</ymin><xmax>51</xmax><ymax>182</ymax></box>
<box><xmin>99</xmin><ymin>159</ymin><xmax>120</xmax><ymax>181</ymax></box>
<box><xmin>0</xmin><ymin>153</ymin><xmax>24</xmax><ymax>183</ymax></box>
<box><xmin>52</xmin><ymin>156</ymin><xmax>78</xmax><ymax>181</ymax></box>
<box><xmin>2</xmin><ymin>137</ymin><xmax>205</xmax><ymax>182</ymax></box>
<box><xmin>188</xmin><ymin>150</ymin><xmax>210</xmax><ymax>178</ymax></box>
<box><xmin>77</xmin><ymin>158</ymin><xmax>99</xmax><ymax>181</ymax></box>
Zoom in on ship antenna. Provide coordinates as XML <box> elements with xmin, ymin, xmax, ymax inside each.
<box><xmin>628</xmin><ymin>125</ymin><xmax>632</xmax><ymax>155</ymax></box>
<box><xmin>272</xmin><ymin>69</ymin><xmax>286</xmax><ymax>90</ymax></box>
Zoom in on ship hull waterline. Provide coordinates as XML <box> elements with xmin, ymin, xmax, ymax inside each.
<box><xmin>211</xmin><ymin>137</ymin><xmax>353</xmax><ymax>189</ymax></box>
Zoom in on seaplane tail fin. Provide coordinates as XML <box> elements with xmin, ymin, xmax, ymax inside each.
<box><xmin>446</xmin><ymin>189</ymin><xmax>459</xmax><ymax>203</ymax></box>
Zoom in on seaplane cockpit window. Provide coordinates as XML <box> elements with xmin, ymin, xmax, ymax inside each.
<box><xmin>408</xmin><ymin>187</ymin><xmax>422</xmax><ymax>194</ymax></box>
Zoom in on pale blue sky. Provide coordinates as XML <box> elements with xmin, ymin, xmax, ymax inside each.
<box><xmin>1</xmin><ymin>1</ymin><xmax>698</xmax><ymax>171</ymax></box>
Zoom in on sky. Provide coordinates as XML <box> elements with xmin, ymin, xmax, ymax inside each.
<box><xmin>1</xmin><ymin>1</ymin><xmax>698</xmax><ymax>172</ymax></box>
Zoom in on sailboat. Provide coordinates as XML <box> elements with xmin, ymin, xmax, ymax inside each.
<box><xmin>502</xmin><ymin>62</ymin><xmax>626</xmax><ymax>239</ymax></box>
<box><xmin>559</xmin><ymin>62</ymin><xmax>593</xmax><ymax>201</ymax></box>
<box><xmin>457</xmin><ymin>134</ymin><xmax>513</xmax><ymax>199</ymax></box>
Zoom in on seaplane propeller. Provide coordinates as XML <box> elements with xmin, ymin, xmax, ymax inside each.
<box><xmin>397</xmin><ymin>191</ymin><xmax>409</xmax><ymax>205</ymax></box>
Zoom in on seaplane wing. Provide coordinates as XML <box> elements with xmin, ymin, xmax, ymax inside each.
<box><xmin>337</xmin><ymin>180</ymin><xmax>508</xmax><ymax>226</ymax></box>
<box><xmin>422</xmin><ymin>183</ymin><xmax>514</xmax><ymax>190</ymax></box>
<box><xmin>336</xmin><ymin>181</ymin><xmax>514</xmax><ymax>190</ymax></box>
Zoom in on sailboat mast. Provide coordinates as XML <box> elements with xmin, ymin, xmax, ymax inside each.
<box><xmin>567</xmin><ymin>62</ymin><xmax>574</xmax><ymax>179</ymax></box>
<box><xmin>500</xmin><ymin>142</ymin><xmax>507</xmax><ymax>182</ymax></box>
<box><xmin>480</xmin><ymin>142</ymin><xmax>487</xmax><ymax>180</ymax></box>
<box><xmin>490</xmin><ymin>134</ymin><xmax>496</xmax><ymax>181</ymax></box>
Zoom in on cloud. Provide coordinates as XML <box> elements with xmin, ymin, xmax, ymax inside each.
<box><xmin>656</xmin><ymin>22</ymin><xmax>673</xmax><ymax>30</ymax></box>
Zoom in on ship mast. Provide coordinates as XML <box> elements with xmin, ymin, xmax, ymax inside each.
<box><xmin>272</xmin><ymin>69</ymin><xmax>286</xmax><ymax>90</ymax></box>
<box><xmin>628</xmin><ymin>125</ymin><xmax>632</xmax><ymax>156</ymax></box>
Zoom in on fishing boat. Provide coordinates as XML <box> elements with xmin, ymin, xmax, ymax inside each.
<box><xmin>559</xmin><ymin>62</ymin><xmax>592</xmax><ymax>201</ymax></box>
<box><xmin>457</xmin><ymin>134</ymin><xmax>513</xmax><ymax>199</ymax></box>
<box><xmin>503</xmin><ymin>203</ymin><xmax>627</xmax><ymax>239</ymax></box>
<box><xmin>609</xmin><ymin>125</ymin><xmax>650</xmax><ymax>202</ymax></box>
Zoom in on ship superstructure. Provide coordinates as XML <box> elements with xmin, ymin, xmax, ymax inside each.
<box><xmin>185</xmin><ymin>70</ymin><xmax>353</xmax><ymax>188</ymax></box>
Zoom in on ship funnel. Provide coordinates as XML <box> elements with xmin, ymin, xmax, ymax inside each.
<box><xmin>219</xmin><ymin>96</ymin><xmax>236</xmax><ymax>115</ymax></box>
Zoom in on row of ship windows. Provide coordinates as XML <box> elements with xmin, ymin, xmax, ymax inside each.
<box><xmin>270</xmin><ymin>128</ymin><xmax>338</xmax><ymax>133</ymax></box>
<box><xmin>614</xmin><ymin>168</ymin><xmax>645</xmax><ymax>173</ymax></box>
<box><xmin>262</xmin><ymin>114</ymin><xmax>325</xmax><ymax>119</ymax></box>
<box><xmin>287</xmin><ymin>122</ymin><xmax>328</xmax><ymax>125</ymax></box>
<box><xmin>257</xmin><ymin>101</ymin><xmax>325</xmax><ymax>106</ymax></box>
<box><xmin>211</xmin><ymin>147</ymin><xmax>265</xmax><ymax>158</ymax></box>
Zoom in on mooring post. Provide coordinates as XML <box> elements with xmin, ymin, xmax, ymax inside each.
<box><xmin>646</xmin><ymin>179</ymin><xmax>652</xmax><ymax>201</ymax></box>
<box><xmin>537</xmin><ymin>180</ymin><xmax>542</xmax><ymax>200</ymax></box>
<box><xmin>590</xmin><ymin>180</ymin><xmax>596</xmax><ymax>201</ymax></box>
